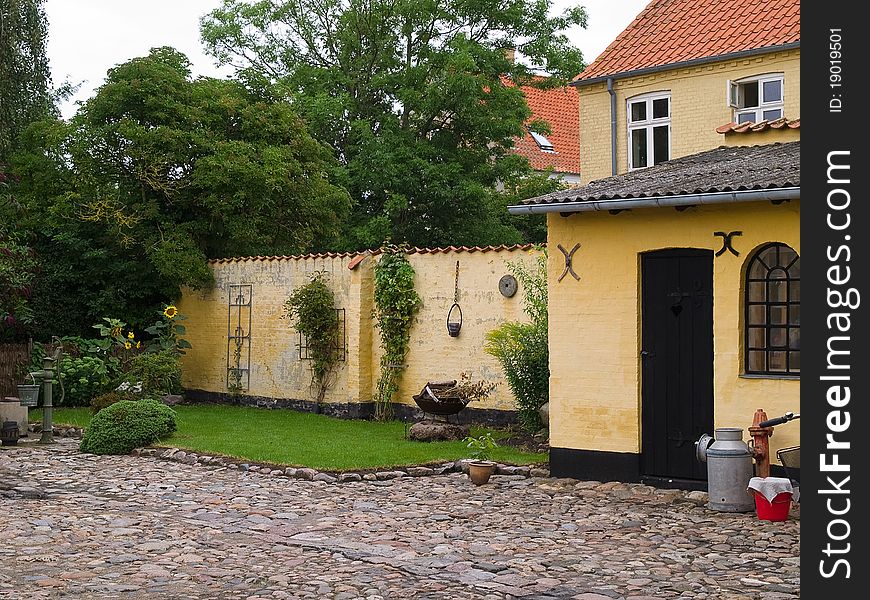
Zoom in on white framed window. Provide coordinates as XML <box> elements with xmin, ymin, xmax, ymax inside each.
<box><xmin>528</xmin><ymin>127</ymin><xmax>556</xmax><ymax>153</ymax></box>
<box><xmin>728</xmin><ymin>74</ymin><xmax>784</xmax><ymax>124</ymax></box>
<box><xmin>627</xmin><ymin>92</ymin><xmax>670</xmax><ymax>170</ymax></box>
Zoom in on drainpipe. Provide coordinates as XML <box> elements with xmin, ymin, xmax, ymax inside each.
<box><xmin>607</xmin><ymin>77</ymin><xmax>617</xmax><ymax>176</ymax></box>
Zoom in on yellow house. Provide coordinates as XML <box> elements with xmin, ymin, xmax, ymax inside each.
<box><xmin>510</xmin><ymin>0</ymin><xmax>801</xmax><ymax>487</ymax></box>
<box><xmin>574</xmin><ymin>0</ymin><xmax>800</xmax><ymax>183</ymax></box>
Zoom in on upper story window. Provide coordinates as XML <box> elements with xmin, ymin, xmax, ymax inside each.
<box><xmin>627</xmin><ymin>92</ymin><xmax>670</xmax><ymax>170</ymax></box>
<box><xmin>745</xmin><ymin>242</ymin><xmax>800</xmax><ymax>376</ymax></box>
<box><xmin>729</xmin><ymin>74</ymin><xmax>784</xmax><ymax>124</ymax></box>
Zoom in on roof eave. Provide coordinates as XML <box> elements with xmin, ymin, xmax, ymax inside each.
<box><xmin>507</xmin><ymin>187</ymin><xmax>800</xmax><ymax>215</ymax></box>
<box><xmin>571</xmin><ymin>42</ymin><xmax>801</xmax><ymax>88</ymax></box>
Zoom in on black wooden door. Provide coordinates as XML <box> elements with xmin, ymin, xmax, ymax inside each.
<box><xmin>641</xmin><ymin>249</ymin><xmax>713</xmax><ymax>481</ymax></box>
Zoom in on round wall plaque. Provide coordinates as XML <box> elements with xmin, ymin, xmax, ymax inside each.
<box><xmin>498</xmin><ymin>274</ymin><xmax>518</xmax><ymax>298</ymax></box>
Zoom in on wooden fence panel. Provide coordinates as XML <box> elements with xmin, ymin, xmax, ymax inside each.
<box><xmin>0</xmin><ymin>341</ymin><xmax>31</xmax><ymax>398</ymax></box>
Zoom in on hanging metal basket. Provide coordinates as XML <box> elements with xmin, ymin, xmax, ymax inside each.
<box><xmin>17</xmin><ymin>384</ymin><xmax>40</xmax><ymax>407</ymax></box>
<box><xmin>446</xmin><ymin>303</ymin><xmax>462</xmax><ymax>337</ymax></box>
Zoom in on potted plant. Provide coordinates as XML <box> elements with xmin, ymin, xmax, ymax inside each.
<box><xmin>464</xmin><ymin>432</ymin><xmax>499</xmax><ymax>485</ymax></box>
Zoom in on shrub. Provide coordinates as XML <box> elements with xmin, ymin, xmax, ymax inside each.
<box><xmin>57</xmin><ymin>355</ymin><xmax>115</xmax><ymax>407</ymax></box>
<box><xmin>123</xmin><ymin>350</ymin><xmax>182</xmax><ymax>395</ymax></box>
<box><xmin>79</xmin><ymin>399</ymin><xmax>177</xmax><ymax>455</ymax></box>
<box><xmin>484</xmin><ymin>252</ymin><xmax>549</xmax><ymax>432</ymax></box>
<box><xmin>89</xmin><ymin>390</ymin><xmax>136</xmax><ymax>414</ymax></box>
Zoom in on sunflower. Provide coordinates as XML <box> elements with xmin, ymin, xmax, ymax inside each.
<box><xmin>136</xmin><ymin>341</ymin><xmax>141</xmax><ymax>349</ymax></box>
<box><xmin>127</xmin><ymin>331</ymin><xmax>135</xmax><ymax>339</ymax></box>
<box><xmin>124</xmin><ymin>341</ymin><xmax>132</xmax><ymax>350</ymax></box>
<box><xmin>163</xmin><ymin>305</ymin><xmax>178</xmax><ymax>319</ymax></box>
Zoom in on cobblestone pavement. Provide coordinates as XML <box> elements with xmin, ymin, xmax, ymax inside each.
<box><xmin>1</xmin><ymin>439</ymin><xmax>799</xmax><ymax>600</ymax></box>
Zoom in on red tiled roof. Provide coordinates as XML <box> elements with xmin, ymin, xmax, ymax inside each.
<box><xmin>575</xmin><ymin>0</ymin><xmax>800</xmax><ymax>83</ymax></box>
<box><xmin>208</xmin><ymin>244</ymin><xmax>544</xmax><ymax>269</ymax></box>
<box><xmin>715</xmin><ymin>117</ymin><xmax>800</xmax><ymax>134</ymax></box>
<box><xmin>502</xmin><ymin>77</ymin><xmax>580</xmax><ymax>175</ymax></box>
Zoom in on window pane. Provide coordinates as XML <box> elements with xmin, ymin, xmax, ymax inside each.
<box><xmin>749</xmin><ymin>257</ymin><xmax>768</xmax><ymax>278</ymax></box>
<box><xmin>748</xmin><ymin>327</ymin><xmax>766</xmax><ymax>349</ymax></box>
<box><xmin>741</xmin><ymin>81</ymin><xmax>759</xmax><ymax>107</ymax></box>
<box><xmin>769</xmin><ymin>351</ymin><xmax>787</xmax><ymax>372</ymax></box>
<box><xmin>759</xmin><ymin>246</ymin><xmax>779</xmax><ymax>264</ymax></box>
<box><xmin>748</xmin><ymin>350</ymin><xmax>766</xmax><ymax>372</ymax></box>
<box><xmin>762</xmin><ymin>109</ymin><xmax>783</xmax><ymax>121</ymax></box>
<box><xmin>631</xmin><ymin>128</ymin><xmax>648</xmax><ymax>168</ymax></box>
<box><xmin>789</xmin><ymin>304</ymin><xmax>800</xmax><ymax>325</ymax></box>
<box><xmin>748</xmin><ymin>304</ymin><xmax>766</xmax><ymax>325</ymax></box>
<box><xmin>769</xmin><ymin>267</ymin><xmax>787</xmax><ymax>279</ymax></box>
<box><xmin>790</xmin><ymin>280</ymin><xmax>800</xmax><ymax>301</ymax></box>
<box><xmin>789</xmin><ymin>328</ymin><xmax>800</xmax><ymax>350</ymax></box>
<box><xmin>749</xmin><ymin>281</ymin><xmax>765</xmax><ymax>302</ymax></box>
<box><xmin>781</xmin><ymin>248</ymin><xmax>799</xmax><ymax>268</ymax></box>
<box><xmin>789</xmin><ymin>351</ymin><xmax>800</xmax><ymax>372</ymax></box>
<box><xmin>770</xmin><ymin>305</ymin><xmax>787</xmax><ymax>325</ymax></box>
<box><xmin>768</xmin><ymin>280</ymin><xmax>787</xmax><ymax>302</ymax></box>
<box><xmin>630</xmin><ymin>101</ymin><xmax>647</xmax><ymax>122</ymax></box>
<box><xmin>653</xmin><ymin>126</ymin><xmax>669</xmax><ymax>165</ymax></box>
<box><xmin>653</xmin><ymin>98</ymin><xmax>669</xmax><ymax>119</ymax></box>
<box><xmin>763</xmin><ymin>79</ymin><xmax>782</xmax><ymax>103</ymax></box>
<box><xmin>770</xmin><ymin>328</ymin><xmax>787</xmax><ymax>348</ymax></box>
<box><xmin>737</xmin><ymin>112</ymin><xmax>756</xmax><ymax>124</ymax></box>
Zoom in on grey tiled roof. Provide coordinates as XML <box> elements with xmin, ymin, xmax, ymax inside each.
<box><xmin>521</xmin><ymin>142</ymin><xmax>800</xmax><ymax>206</ymax></box>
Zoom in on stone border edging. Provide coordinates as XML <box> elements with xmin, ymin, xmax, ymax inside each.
<box><xmin>132</xmin><ymin>446</ymin><xmax>550</xmax><ymax>483</ymax></box>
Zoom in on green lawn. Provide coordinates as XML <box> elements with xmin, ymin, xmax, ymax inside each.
<box><xmin>33</xmin><ymin>404</ymin><xmax>547</xmax><ymax>471</ymax></box>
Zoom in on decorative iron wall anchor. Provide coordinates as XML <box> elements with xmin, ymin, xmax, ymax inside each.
<box><xmin>447</xmin><ymin>261</ymin><xmax>463</xmax><ymax>336</ymax></box>
<box><xmin>714</xmin><ymin>231</ymin><xmax>743</xmax><ymax>257</ymax></box>
<box><xmin>557</xmin><ymin>243</ymin><xmax>581</xmax><ymax>282</ymax></box>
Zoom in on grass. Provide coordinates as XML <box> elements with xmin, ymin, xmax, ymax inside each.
<box><xmin>32</xmin><ymin>404</ymin><xmax>548</xmax><ymax>471</ymax></box>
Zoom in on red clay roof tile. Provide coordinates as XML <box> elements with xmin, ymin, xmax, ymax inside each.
<box><xmin>575</xmin><ymin>0</ymin><xmax>800</xmax><ymax>82</ymax></box>
<box><xmin>715</xmin><ymin>117</ymin><xmax>800</xmax><ymax>134</ymax></box>
<box><xmin>502</xmin><ymin>77</ymin><xmax>580</xmax><ymax>175</ymax></box>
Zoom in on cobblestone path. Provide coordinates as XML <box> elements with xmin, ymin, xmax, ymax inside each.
<box><xmin>0</xmin><ymin>440</ymin><xmax>799</xmax><ymax>599</ymax></box>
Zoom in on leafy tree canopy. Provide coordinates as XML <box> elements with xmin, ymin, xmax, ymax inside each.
<box><xmin>0</xmin><ymin>0</ymin><xmax>54</xmax><ymax>164</ymax></box>
<box><xmin>201</xmin><ymin>0</ymin><xmax>585</xmax><ymax>248</ymax></box>
<box><xmin>9</xmin><ymin>46</ymin><xmax>351</xmax><ymax>336</ymax></box>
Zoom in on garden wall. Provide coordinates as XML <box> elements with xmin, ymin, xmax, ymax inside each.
<box><xmin>178</xmin><ymin>245</ymin><xmax>542</xmax><ymax>421</ymax></box>
<box><xmin>0</xmin><ymin>341</ymin><xmax>31</xmax><ymax>398</ymax></box>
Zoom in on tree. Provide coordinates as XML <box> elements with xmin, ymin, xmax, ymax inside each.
<box><xmin>10</xmin><ymin>47</ymin><xmax>351</xmax><ymax>336</ymax></box>
<box><xmin>201</xmin><ymin>0</ymin><xmax>586</xmax><ymax>248</ymax></box>
<box><xmin>0</xmin><ymin>0</ymin><xmax>54</xmax><ymax>164</ymax></box>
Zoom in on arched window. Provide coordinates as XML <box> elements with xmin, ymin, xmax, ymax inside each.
<box><xmin>745</xmin><ymin>243</ymin><xmax>800</xmax><ymax>375</ymax></box>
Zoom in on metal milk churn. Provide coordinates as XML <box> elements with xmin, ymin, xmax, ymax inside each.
<box><xmin>695</xmin><ymin>427</ymin><xmax>755</xmax><ymax>512</ymax></box>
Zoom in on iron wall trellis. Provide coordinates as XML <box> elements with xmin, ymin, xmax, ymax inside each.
<box><xmin>226</xmin><ymin>284</ymin><xmax>253</xmax><ymax>392</ymax></box>
<box><xmin>298</xmin><ymin>308</ymin><xmax>347</xmax><ymax>362</ymax></box>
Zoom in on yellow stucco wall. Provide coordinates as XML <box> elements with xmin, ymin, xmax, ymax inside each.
<box><xmin>578</xmin><ymin>49</ymin><xmax>800</xmax><ymax>182</ymax></box>
<box><xmin>379</xmin><ymin>249</ymin><xmax>539</xmax><ymax>411</ymax></box>
<box><xmin>178</xmin><ymin>248</ymin><xmax>541</xmax><ymax>411</ymax></box>
<box><xmin>546</xmin><ymin>200</ymin><xmax>800</xmax><ymax>461</ymax></box>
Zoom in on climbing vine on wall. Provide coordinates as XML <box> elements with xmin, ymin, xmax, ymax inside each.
<box><xmin>373</xmin><ymin>244</ymin><xmax>421</xmax><ymax>420</ymax></box>
<box><xmin>283</xmin><ymin>271</ymin><xmax>340</xmax><ymax>406</ymax></box>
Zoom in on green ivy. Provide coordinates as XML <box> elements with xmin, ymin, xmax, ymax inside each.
<box><xmin>283</xmin><ymin>271</ymin><xmax>341</xmax><ymax>405</ymax></box>
<box><xmin>372</xmin><ymin>244</ymin><xmax>421</xmax><ymax>420</ymax></box>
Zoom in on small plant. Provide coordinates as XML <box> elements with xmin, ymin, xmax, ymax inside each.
<box><xmin>57</xmin><ymin>355</ymin><xmax>115</xmax><ymax>407</ymax></box>
<box><xmin>464</xmin><ymin>432</ymin><xmax>499</xmax><ymax>462</ymax></box>
<box><xmin>79</xmin><ymin>399</ymin><xmax>177</xmax><ymax>455</ymax></box>
<box><xmin>441</xmin><ymin>372</ymin><xmax>499</xmax><ymax>404</ymax></box>
<box><xmin>144</xmin><ymin>305</ymin><xmax>192</xmax><ymax>355</ymax></box>
<box><xmin>89</xmin><ymin>390</ymin><xmax>137</xmax><ymax>414</ymax></box>
<box><xmin>124</xmin><ymin>350</ymin><xmax>182</xmax><ymax>396</ymax></box>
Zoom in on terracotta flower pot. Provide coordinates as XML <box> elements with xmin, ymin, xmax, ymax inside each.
<box><xmin>468</xmin><ymin>461</ymin><xmax>496</xmax><ymax>485</ymax></box>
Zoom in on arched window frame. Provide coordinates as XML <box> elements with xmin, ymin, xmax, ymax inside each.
<box><xmin>744</xmin><ymin>242</ymin><xmax>800</xmax><ymax>376</ymax></box>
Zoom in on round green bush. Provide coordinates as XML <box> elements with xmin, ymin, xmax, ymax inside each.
<box><xmin>79</xmin><ymin>400</ymin><xmax>177</xmax><ymax>455</ymax></box>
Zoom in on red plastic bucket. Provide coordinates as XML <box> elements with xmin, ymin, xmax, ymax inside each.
<box><xmin>754</xmin><ymin>491</ymin><xmax>792</xmax><ymax>521</ymax></box>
